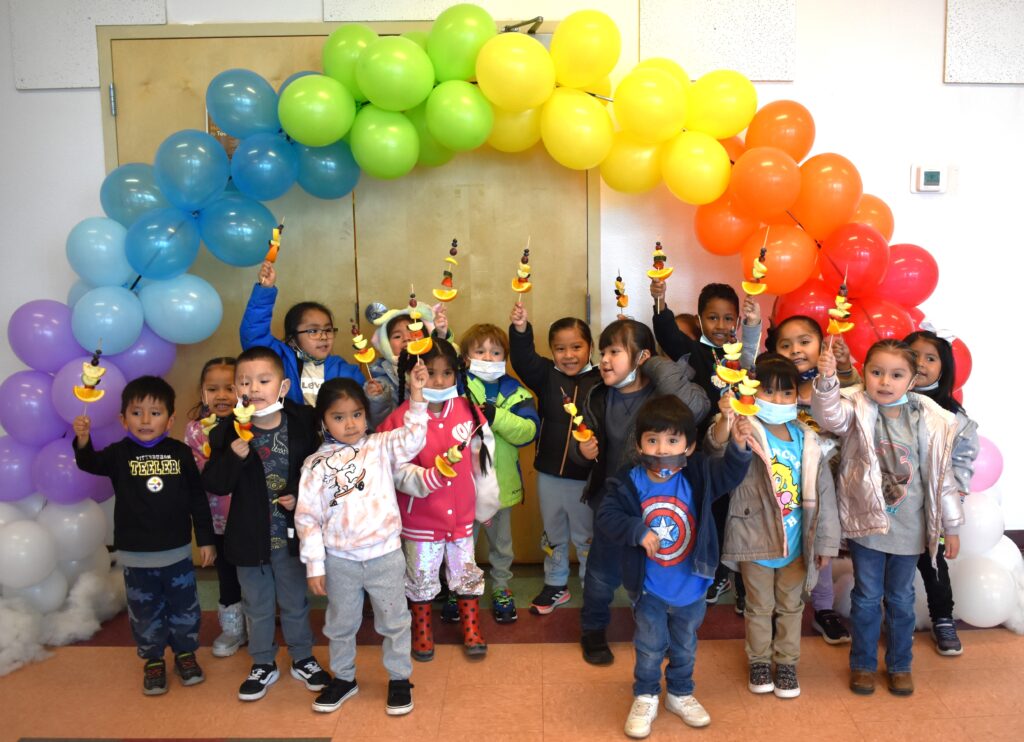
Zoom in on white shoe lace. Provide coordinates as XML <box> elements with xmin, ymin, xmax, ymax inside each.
<box><xmin>628</xmin><ymin>696</ymin><xmax>658</xmax><ymax>721</ymax></box>
<box><xmin>248</xmin><ymin>667</ymin><xmax>266</xmax><ymax>681</ymax></box>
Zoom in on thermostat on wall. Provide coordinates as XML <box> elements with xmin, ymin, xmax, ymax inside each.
<box><xmin>910</xmin><ymin>165</ymin><xmax>947</xmax><ymax>193</ymax></box>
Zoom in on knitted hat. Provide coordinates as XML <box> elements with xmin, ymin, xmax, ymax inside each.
<box><xmin>366</xmin><ymin>301</ymin><xmax>436</xmax><ymax>365</ymax></box>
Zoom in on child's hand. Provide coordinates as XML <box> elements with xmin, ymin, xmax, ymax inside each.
<box><xmin>833</xmin><ymin>335</ymin><xmax>853</xmax><ymax>372</ymax></box>
<box><xmin>944</xmin><ymin>534</ymin><xmax>960</xmax><ymax>560</ymax></box>
<box><xmin>641</xmin><ymin>530</ymin><xmax>660</xmax><ymax>559</ymax></box>
<box><xmin>432</xmin><ymin>302</ymin><xmax>449</xmax><ymax>338</ymax></box>
<box><xmin>199</xmin><ymin>545</ymin><xmax>216</xmax><ymax>568</ymax></box>
<box><xmin>732</xmin><ymin>415</ymin><xmax>753</xmax><ymax>447</ymax></box>
<box><xmin>616</xmin><ymin>313</ymin><xmax>628</xmax><ymax>321</ymax></box>
<box><xmin>308</xmin><ymin>575</ymin><xmax>327</xmax><ymax>596</ymax></box>
<box><xmin>230</xmin><ymin>437</ymin><xmax>251</xmax><ymax>460</ymax></box>
<box><xmin>815</xmin><ymin>554</ymin><xmax>831</xmax><ymax>569</ymax></box>
<box><xmin>258</xmin><ymin>260</ymin><xmax>276</xmax><ymax>288</ymax></box>
<box><xmin>72</xmin><ymin>415</ymin><xmax>91</xmax><ymax>447</ymax></box>
<box><xmin>510</xmin><ymin>301</ymin><xmax>528</xmax><ymax>332</ymax></box>
<box><xmin>818</xmin><ymin>346</ymin><xmax>837</xmax><ymax>378</ymax></box>
<box><xmin>365</xmin><ymin>379</ymin><xmax>385</xmax><ymax>398</ymax></box>
<box><xmin>407</xmin><ymin>358</ymin><xmax>428</xmax><ymax>401</ymax></box>
<box><xmin>712</xmin><ymin>392</ymin><xmax>735</xmax><ymax>444</ymax></box>
<box><xmin>579</xmin><ymin>435</ymin><xmax>600</xmax><ymax>461</ymax></box>
<box><xmin>649</xmin><ymin>278</ymin><xmax>666</xmax><ymax>302</ymax></box>
<box><xmin>276</xmin><ymin>494</ymin><xmax>296</xmax><ymax>511</ymax></box>
<box><xmin>742</xmin><ymin>294</ymin><xmax>761</xmax><ymax>325</ymax></box>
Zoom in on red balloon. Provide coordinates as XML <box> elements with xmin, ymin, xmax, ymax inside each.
<box><xmin>953</xmin><ymin>387</ymin><xmax>963</xmax><ymax>405</ymax></box>
<box><xmin>744</xmin><ymin>100</ymin><xmax>815</xmax><ymax>162</ymax></box>
<box><xmin>772</xmin><ymin>277</ymin><xmax>834</xmax><ymax>334</ymax></box>
<box><xmin>842</xmin><ymin>297</ymin><xmax>915</xmax><ymax>364</ymax></box>
<box><xmin>952</xmin><ymin>337</ymin><xmax>972</xmax><ymax>389</ymax></box>
<box><xmin>693</xmin><ymin>193</ymin><xmax>759</xmax><ymax>256</ymax></box>
<box><xmin>740</xmin><ymin>225</ymin><xmax>818</xmax><ymax>296</ymax></box>
<box><xmin>871</xmin><ymin>243</ymin><xmax>939</xmax><ymax>307</ymax></box>
<box><xmin>906</xmin><ymin>305</ymin><xmax>925</xmax><ymax>329</ymax></box>
<box><xmin>789</xmin><ymin>153</ymin><xmax>863</xmax><ymax>241</ymax></box>
<box><xmin>819</xmin><ymin>222</ymin><xmax>890</xmax><ymax>298</ymax></box>
<box><xmin>729</xmin><ymin>146</ymin><xmax>801</xmax><ymax>220</ymax></box>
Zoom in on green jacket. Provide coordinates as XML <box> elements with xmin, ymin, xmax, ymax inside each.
<box><xmin>465</xmin><ymin>375</ymin><xmax>539</xmax><ymax>508</ymax></box>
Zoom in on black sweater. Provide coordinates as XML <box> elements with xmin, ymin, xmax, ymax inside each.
<box><xmin>73</xmin><ymin>436</ymin><xmax>213</xmax><ymax>553</ymax></box>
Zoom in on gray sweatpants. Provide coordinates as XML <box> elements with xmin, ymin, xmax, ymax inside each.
<box><xmin>536</xmin><ymin>472</ymin><xmax>592</xmax><ymax>586</ymax></box>
<box><xmin>474</xmin><ymin>506</ymin><xmax>514</xmax><ymax>590</ymax></box>
<box><xmin>325</xmin><ymin>549</ymin><xmax>411</xmax><ymax>682</ymax></box>
<box><xmin>237</xmin><ymin>546</ymin><xmax>314</xmax><ymax>665</ymax></box>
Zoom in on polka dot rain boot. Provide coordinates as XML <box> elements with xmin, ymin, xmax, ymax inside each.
<box><xmin>457</xmin><ymin>595</ymin><xmax>487</xmax><ymax>658</ymax></box>
<box><xmin>410</xmin><ymin>600</ymin><xmax>434</xmax><ymax>662</ymax></box>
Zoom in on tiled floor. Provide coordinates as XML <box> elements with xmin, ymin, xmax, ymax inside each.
<box><xmin>7</xmin><ymin>628</ymin><xmax>1024</xmax><ymax>740</ymax></box>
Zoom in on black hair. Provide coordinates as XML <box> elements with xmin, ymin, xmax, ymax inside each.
<box><xmin>753</xmin><ymin>352</ymin><xmax>800</xmax><ymax>394</ymax></box>
<box><xmin>236</xmin><ymin>345</ymin><xmax>286</xmax><ymax>376</ymax></box>
<box><xmin>386</xmin><ymin>313</ymin><xmax>413</xmax><ymax>339</ymax></box>
<box><xmin>315</xmin><ymin>377</ymin><xmax>369</xmax><ymax>423</ymax></box>
<box><xmin>634</xmin><ymin>395</ymin><xmax>697</xmax><ymax>448</ymax></box>
<box><xmin>121</xmin><ymin>375</ymin><xmax>175</xmax><ymax>416</ymax></box>
<box><xmin>598</xmin><ymin>319</ymin><xmax>655</xmax><ymax>359</ymax></box>
<box><xmin>284</xmin><ymin>301</ymin><xmax>333</xmax><ymax>342</ymax></box>
<box><xmin>765</xmin><ymin>315</ymin><xmax>823</xmax><ymax>354</ymax></box>
<box><xmin>188</xmin><ymin>356</ymin><xmax>237</xmax><ymax>420</ymax></box>
<box><xmin>547</xmin><ymin>316</ymin><xmax>593</xmax><ymax>350</ymax></box>
<box><xmin>396</xmin><ymin>337</ymin><xmax>491</xmax><ymax>474</ymax></box>
<box><xmin>697</xmin><ymin>283</ymin><xmax>740</xmax><ymax>316</ymax></box>
<box><xmin>904</xmin><ymin>330</ymin><xmax>963</xmax><ymax>414</ymax></box>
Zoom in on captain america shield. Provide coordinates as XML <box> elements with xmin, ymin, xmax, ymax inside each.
<box><xmin>640</xmin><ymin>496</ymin><xmax>695</xmax><ymax>566</ymax></box>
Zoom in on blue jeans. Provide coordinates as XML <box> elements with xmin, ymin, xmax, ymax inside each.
<box><xmin>633</xmin><ymin>591</ymin><xmax>707</xmax><ymax>697</ymax></box>
<box><xmin>849</xmin><ymin>540</ymin><xmax>918</xmax><ymax>673</ymax></box>
<box><xmin>580</xmin><ymin>520</ymin><xmax>622</xmax><ymax>631</ymax></box>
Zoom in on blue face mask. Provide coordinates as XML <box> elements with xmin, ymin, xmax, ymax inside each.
<box><xmin>126</xmin><ymin>431</ymin><xmax>168</xmax><ymax>448</ymax></box>
<box><xmin>880</xmin><ymin>394</ymin><xmax>909</xmax><ymax>407</ymax></box>
<box><xmin>639</xmin><ymin>453</ymin><xmax>688</xmax><ymax>478</ymax></box>
<box><xmin>422</xmin><ymin>384</ymin><xmax>459</xmax><ymax>404</ymax></box>
<box><xmin>915</xmin><ymin>380</ymin><xmax>938</xmax><ymax>392</ymax></box>
<box><xmin>799</xmin><ymin>368</ymin><xmax>819</xmax><ymax>382</ymax></box>
<box><xmin>755</xmin><ymin>398</ymin><xmax>798</xmax><ymax>426</ymax></box>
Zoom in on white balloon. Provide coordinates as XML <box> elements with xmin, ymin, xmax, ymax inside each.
<box><xmin>833</xmin><ymin>572</ymin><xmax>855</xmax><ymax>618</ymax></box>
<box><xmin>14</xmin><ymin>492</ymin><xmax>47</xmax><ymax>519</ymax></box>
<box><xmin>36</xmin><ymin>500</ymin><xmax>107</xmax><ymax>561</ymax></box>
<box><xmin>958</xmin><ymin>492</ymin><xmax>1005</xmax><ymax>556</ymax></box>
<box><xmin>2</xmin><ymin>568</ymin><xmax>68</xmax><ymax>613</ymax></box>
<box><xmin>0</xmin><ymin>520</ymin><xmax>58</xmax><ymax>589</ymax></box>
<box><xmin>950</xmin><ymin>555</ymin><xmax>1016</xmax><ymax>628</ymax></box>
<box><xmin>97</xmin><ymin>495</ymin><xmax>115</xmax><ymax>546</ymax></box>
<box><xmin>981</xmin><ymin>535</ymin><xmax>1024</xmax><ymax>574</ymax></box>
<box><xmin>0</xmin><ymin>502</ymin><xmax>28</xmax><ymax>528</ymax></box>
<box><xmin>58</xmin><ymin>545</ymin><xmax>112</xmax><ymax>586</ymax></box>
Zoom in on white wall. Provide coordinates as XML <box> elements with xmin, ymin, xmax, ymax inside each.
<box><xmin>2</xmin><ymin>0</ymin><xmax>1021</xmax><ymax>525</ymax></box>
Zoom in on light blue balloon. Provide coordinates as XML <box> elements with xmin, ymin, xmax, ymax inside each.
<box><xmin>198</xmin><ymin>193</ymin><xmax>277</xmax><ymax>267</ymax></box>
<box><xmin>71</xmin><ymin>286</ymin><xmax>144</xmax><ymax>354</ymax></box>
<box><xmin>278</xmin><ymin>70</ymin><xmax>317</xmax><ymax>95</ymax></box>
<box><xmin>296</xmin><ymin>140</ymin><xmax>361</xmax><ymax>199</ymax></box>
<box><xmin>99</xmin><ymin>163</ymin><xmax>170</xmax><ymax>228</ymax></box>
<box><xmin>140</xmin><ymin>274</ymin><xmax>223</xmax><ymax>345</ymax></box>
<box><xmin>65</xmin><ymin>217</ymin><xmax>133</xmax><ymax>288</ymax></box>
<box><xmin>230</xmin><ymin>133</ymin><xmax>299</xmax><ymax>202</ymax></box>
<box><xmin>206</xmin><ymin>69</ymin><xmax>280</xmax><ymax>139</ymax></box>
<box><xmin>124</xmin><ymin>207</ymin><xmax>201</xmax><ymax>280</ymax></box>
<box><xmin>67</xmin><ymin>279</ymin><xmax>94</xmax><ymax>309</ymax></box>
<box><xmin>153</xmin><ymin>130</ymin><xmax>230</xmax><ymax>213</ymax></box>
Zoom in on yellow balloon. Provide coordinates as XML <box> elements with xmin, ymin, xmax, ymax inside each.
<box><xmin>600</xmin><ymin>131</ymin><xmax>662</xmax><ymax>194</ymax></box>
<box><xmin>685</xmin><ymin>69</ymin><xmax>757</xmax><ymax>139</ymax></box>
<box><xmin>613</xmin><ymin>67</ymin><xmax>687</xmax><ymax>144</ymax></box>
<box><xmin>550</xmin><ymin>10</ymin><xmax>621</xmax><ymax>88</ymax></box>
<box><xmin>488</xmin><ymin>104</ymin><xmax>541</xmax><ymax>153</ymax></box>
<box><xmin>637</xmin><ymin>58</ymin><xmax>691</xmax><ymax>90</ymax></box>
<box><xmin>475</xmin><ymin>33</ymin><xmax>555</xmax><ymax>113</ymax></box>
<box><xmin>660</xmin><ymin>130</ymin><xmax>731</xmax><ymax>205</ymax></box>
<box><xmin>576</xmin><ymin>76</ymin><xmax>611</xmax><ymax>105</ymax></box>
<box><xmin>540</xmin><ymin>88</ymin><xmax>614</xmax><ymax>170</ymax></box>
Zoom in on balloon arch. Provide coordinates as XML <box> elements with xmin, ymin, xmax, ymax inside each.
<box><xmin>0</xmin><ymin>5</ymin><xmax>1018</xmax><ymax>629</ymax></box>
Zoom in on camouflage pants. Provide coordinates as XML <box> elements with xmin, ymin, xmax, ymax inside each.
<box><xmin>123</xmin><ymin>556</ymin><xmax>201</xmax><ymax>660</ymax></box>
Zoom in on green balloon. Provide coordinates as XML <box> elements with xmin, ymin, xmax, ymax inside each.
<box><xmin>401</xmin><ymin>30</ymin><xmax>430</xmax><ymax>52</ymax></box>
<box><xmin>356</xmin><ymin>37</ymin><xmax>435</xmax><ymax>112</ymax></box>
<box><xmin>406</xmin><ymin>102</ymin><xmax>455</xmax><ymax>167</ymax></box>
<box><xmin>350</xmin><ymin>104</ymin><xmax>420</xmax><ymax>179</ymax></box>
<box><xmin>278</xmin><ymin>74</ymin><xmax>355</xmax><ymax>147</ymax></box>
<box><xmin>425</xmin><ymin>80</ymin><xmax>494</xmax><ymax>152</ymax></box>
<box><xmin>322</xmin><ymin>24</ymin><xmax>378</xmax><ymax>102</ymax></box>
<box><xmin>427</xmin><ymin>4</ymin><xmax>497</xmax><ymax>82</ymax></box>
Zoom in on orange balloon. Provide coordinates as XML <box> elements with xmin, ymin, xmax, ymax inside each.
<box><xmin>744</xmin><ymin>100</ymin><xmax>816</xmax><ymax>162</ymax></box>
<box><xmin>788</xmin><ymin>153</ymin><xmax>862</xmax><ymax>241</ymax></box>
<box><xmin>852</xmin><ymin>193</ymin><xmax>895</xmax><ymax>242</ymax></box>
<box><xmin>718</xmin><ymin>136</ymin><xmax>746</xmax><ymax>163</ymax></box>
<box><xmin>694</xmin><ymin>193</ymin><xmax>759</xmax><ymax>256</ymax></box>
<box><xmin>740</xmin><ymin>225</ymin><xmax>819</xmax><ymax>295</ymax></box>
<box><xmin>729</xmin><ymin>146</ymin><xmax>801</xmax><ymax>221</ymax></box>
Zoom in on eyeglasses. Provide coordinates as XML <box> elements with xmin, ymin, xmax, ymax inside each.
<box><xmin>295</xmin><ymin>327</ymin><xmax>338</xmax><ymax>338</ymax></box>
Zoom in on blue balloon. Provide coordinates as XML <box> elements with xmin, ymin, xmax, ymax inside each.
<box><xmin>230</xmin><ymin>133</ymin><xmax>299</xmax><ymax>201</ymax></box>
<box><xmin>99</xmin><ymin>163</ymin><xmax>170</xmax><ymax>228</ymax></box>
<box><xmin>198</xmin><ymin>193</ymin><xmax>277</xmax><ymax>267</ymax></box>
<box><xmin>206</xmin><ymin>69</ymin><xmax>280</xmax><ymax>139</ymax></box>
<box><xmin>140</xmin><ymin>274</ymin><xmax>223</xmax><ymax>345</ymax></box>
<box><xmin>153</xmin><ymin>130</ymin><xmax>230</xmax><ymax>212</ymax></box>
<box><xmin>296</xmin><ymin>140</ymin><xmax>361</xmax><ymax>199</ymax></box>
<box><xmin>67</xmin><ymin>279</ymin><xmax>94</xmax><ymax>309</ymax></box>
<box><xmin>125</xmin><ymin>207</ymin><xmax>201</xmax><ymax>280</ymax></box>
<box><xmin>278</xmin><ymin>70</ymin><xmax>317</xmax><ymax>95</ymax></box>
<box><xmin>66</xmin><ymin>217</ymin><xmax>133</xmax><ymax>287</ymax></box>
<box><xmin>71</xmin><ymin>286</ymin><xmax>144</xmax><ymax>354</ymax></box>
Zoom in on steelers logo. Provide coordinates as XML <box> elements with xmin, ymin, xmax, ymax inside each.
<box><xmin>641</xmin><ymin>496</ymin><xmax>695</xmax><ymax>566</ymax></box>
<box><xmin>146</xmin><ymin>476</ymin><xmax>164</xmax><ymax>493</ymax></box>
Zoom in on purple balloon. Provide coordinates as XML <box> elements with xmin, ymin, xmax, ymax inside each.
<box><xmin>32</xmin><ymin>438</ymin><xmax>107</xmax><ymax>504</ymax></box>
<box><xmin>106</xmin><ymin>324</ymin><xmax>177</xmax><ymax>380</ymax></box>
<box><xmin>51</xmin><ymin>356</ymin><xmax>127</xmax><ymax>428</ymax></box>
<box><xmin>6</xmin><ymin>300</ymin><xmax>82</xmax><ymax>373</ymax></box>
<box><xmin>0</xmin><ymin>435</ymin><xmax>39</xmax><ymax>502</ymax></box>
<box><xmin>0</xmin><ymin>370</ymin><xmax>68</xmax><ymax>446</ymax></box>
<box><xmin>89</xmin><ymin>421</ymin><xmax>126</xmax><ymax>449</ymax></box>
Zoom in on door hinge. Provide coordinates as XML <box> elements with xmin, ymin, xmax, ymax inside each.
<box><xmin>108</xmin><ymin>83</ymin><xmax>117</xmax><ymax>117</ymax></box>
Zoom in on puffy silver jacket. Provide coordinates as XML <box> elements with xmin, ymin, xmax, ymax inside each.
<box><xmin>811</xmin><ymin>376</ymin><xmax>964</xmax><ymax>563</ymax></box>
<box><xmin>951</xmin><ymin>410</ymin><xmax>980</xmax><ymax>493</ymax></box>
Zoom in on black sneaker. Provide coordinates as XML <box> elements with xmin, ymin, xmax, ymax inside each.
<box><xmin>748</xmin><ymin>662</ymin><xmax>773</xmax><ymax>694</ymax></box>
<box><xmin>311</xmin><ymin>677</ymin><xmax>358</xmax><ymax>713</ymax></box>
<box><xmin>386</xmin><ymin>678</ymin><xmax>415</xmax><ymax>716</ymax></box>
<box><xmin>931</xmin><ymin>618</ymin><xmax>963</xmax><ymax>656</ymax></box>
<box><xmin>530</xmin><ymin>584</ymin><xmax>571</xmax><ymax>615</ymax></box>
<box><xmin>774</xmin><ymin>663</ymin><xmax>800</xmax><ymax>698</ymax></box>
<box><xmin>491</xmin><ymin>588</ymin><xmax>518</xmax><ymax>623</ymax></box>
<box><xmin>705</xmin><ymin>575</ymin><xmax>731</xmax><ymax>604</ymax></box>
<box><xmin>440</xmin><ymin>593</ymin><xmax>460</xmax><ymax>623</ymax></box>
<box><xmin>173</xmin><ymin>651</ymin><xmax>204</xmax><ymax>686</ymax></box>
<box><xmin>581</xmin><ymin>629</ymin><xmax>614</xmax><ymax>666</ymax></box>
<box><xmin>812</xmin><ymin>609</ymin><xmax>852</xmax><ymax>645</ymax></box>
<box><xmin>291</xmin><ymin>656</ymin><xmax>331</xmax><ymax>691</ymax></box>
<box><xmin>734</xmin><ymin>593</ymin><xmax>746</xmax><ymax>615</ymax></box>
<box><xmin>143</xmin><ymin>659</ymin><xmax>168</xmax><ymax>696</ymax></box>
<box><xmin>238</xmin><ymin>662</ymin><xmax>279</xmax><ymax>701</ymax></box>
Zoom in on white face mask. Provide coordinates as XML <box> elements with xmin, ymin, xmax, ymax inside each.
<box><xmin>611</xmin><ymin>350</ymin><xmax>649</xmax><ymax>389</ymax></box>
<box><xmin>469</xmin><ymin>358</ymin><xmax>506</xmax><ymax>383</ymax></box>
<box><xmin>247</xmin><ymin>381</ymin><xmax>288</xmax><ymax>418</ymax></box>
<box><xmin>422</xmin><ymin>384</ymin><xmax>459</xmax><ymax>404</ymax></box>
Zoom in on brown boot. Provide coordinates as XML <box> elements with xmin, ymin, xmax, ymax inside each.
<box><xmin>887</xmin><ymin>671</ymin><xmax>914</xmax><ymax>696</ymax></box>
<box><xmin>457</xmin><ymin>595</ymin><xmax>487</xmax><ymax>658</ymax></box>
<box><xmin>409</xmin><ymin>600</ymin><xmax>434</xmax><ymax>662</ymax></box>
<box><xmin>849</xmin><ymin>669</ymin><xmax>876</xmax><ymax>695</ymax></box>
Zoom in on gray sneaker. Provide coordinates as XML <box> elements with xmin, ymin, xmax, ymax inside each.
<box><xmin>774</xmin><ymin>663</ymin><xmax>800</xmax><ymax>698</ymax></box>
<box><xmin>748</xmin><ymin>662</ymin><xmax>774</xmax><ymax>694</ymax></box>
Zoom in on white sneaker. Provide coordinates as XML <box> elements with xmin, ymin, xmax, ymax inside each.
<box><xmin>624</xmin><ymin>694</ymin><xmax>659</xmax><ymax>739</ymax></box>
<box><xmin>665</xmin><ymin>693</ymin><xmax>711</xmax><ymax>728</ymax></box>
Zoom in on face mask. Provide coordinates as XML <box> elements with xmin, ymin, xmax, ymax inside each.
<box><xmin>249</xmin><ymin>383</ymin><xmax>287</xmax><ymax>418</ymax></box>
<box><xmin>880</xmin><ymin>393</ymin><xmax>909</xmax><ymax>407</ymax></box>
<box><xmin>321</xmin><ymin>423</ymin><xmax>364</xmax><ymax>447</ymax></box>
<box><xmin>469</xmin><ymin>359</ymin><xmax>506</xmax><ymax>383</ymax></box>
<box><xmin>639</xmin><ymin>453</ymin><xmax>688</xmax><ymax>478</ymax></box>
<box><xmin>422</xmin><ymin>384</ymin><xmax>459</xmax><ymax>404</ymax></box>
<box><xmin>292</xmin><ymin>345</ymin><xmax>326</xmax><ymax>367</ymax></box>
<box><xmin>798</xmin><ymin>368</ymin><xmax>819</xmax><ymax>382</ymax></box>
<box><xmin>126</xmin><ymin>431</ymin><xmax>168</xmax><ymax>448</ymax></box>
<box><xmin>755</xmin><ymin>398</ymin><xmax>798</xmax><ymax>425</ymax></box>
<box><xmin>915</xmin><ymin>380</ymin><xmax>938</xmax><ymax>392</ymax></box>
<box><xmin>611</xmin><ymin>350</ymin><xmax>648</xmax><ymax>389</ymax></box>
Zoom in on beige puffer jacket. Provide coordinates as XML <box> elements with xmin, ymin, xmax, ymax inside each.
<box><xmin>811</xmin><ymin>375</ymin><xmax>964</xmax><ymax>563</ymax></box>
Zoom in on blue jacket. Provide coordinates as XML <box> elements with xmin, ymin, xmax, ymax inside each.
<box><xmin>240</xmin><ymin>284</ymin><xmax>364</xmax><ymax>405</ymax></box>
<box><xmin>596</xmin><ymin>442</ymin><xmax>752</xmax><ymax>597</ymax></box>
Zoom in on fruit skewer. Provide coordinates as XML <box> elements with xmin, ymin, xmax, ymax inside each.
<box><xmin>432</xmin><ymin>238</ymin><xmax>460</xmax><ymax>303</ymax></box>
<box><xmin>265</xmin><ymin>219</ymin><xmax>285</xmax><ymax>263</ymax></box>
<box><xmin>405</xmin><ymin>287</ymin><xmax>433</xmax><ymax>356</ymax></box>
<box><xmin>233</xmin><ymin>395</ymin><xmax>256</xmax><ymax>442</ymax></box>
<box><xmin>74</xmin><ymin>343</ymin><xmax>107</xmax><ymax>416</ymax></box>
<box><xmin>614</xmin><ymin>269</ymin><xmax>628</xmax><ymax>312</ymax></box>
<box><xmin>350</xmin><ymin>319</ymin><xmax>376</xmax><ymax>379</ymax></box>
<box><xmin>646</xmin><ymin>240</ymin><xmax>673</xmax><ymax>314</ymax></box>
<box><xmin>512</xmin><ymin>237</ymin><xmax>532</xmax><ymax>297</ymax></box>
<box><xmin>560</xmin><ymin>388</ymin><xmax>593</xmax><ymax>443</ymax></box>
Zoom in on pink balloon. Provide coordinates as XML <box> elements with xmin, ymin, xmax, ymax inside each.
<box><xmin>871</xmin><ymin>243</ymin><xmax>939</xmax><ymax>307</ymax></box>
<box><xmin>31</xmin><ymin>438</ymin><xmax>108</xmax><ymax>504</ymax></box>
<box><xmin>0</xmin><ymin>435</ymin><xmax>39</xmax><ymax>502</ymax></box>
<box><xmin>971</xmin><ymin>436</ymin><xmax>1003</xmax><ymax>493</ymax></box>
<box><xmin>106</xmin><ymin>324</ymin><xmax>177</xmax><ymax>380</ymax></box>
<box><xmin>50</xmin><ymin>356</ymin><xmax>127</xmax><ymax>427</ymax></box>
